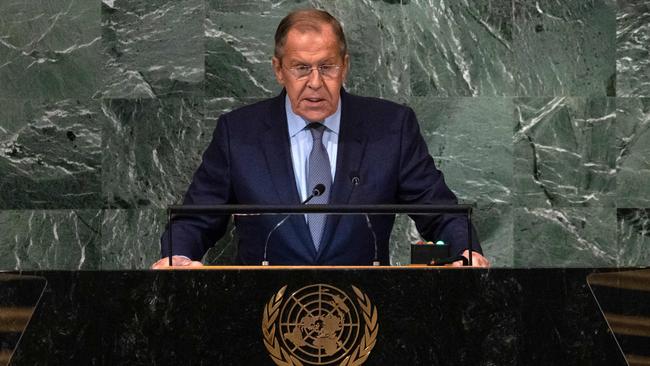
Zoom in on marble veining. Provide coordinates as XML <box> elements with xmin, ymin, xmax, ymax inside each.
<box><xmin>513</xmin><ymin>0</ymin><xmax>616</xmax><ymax>96</ymax></box>
<box><xmin>0</xmin><ymin>210</ymin><xmax>101</xmax><ymax>270</ymax></box>
<box><xmin>616</xmin><ymin>98</ymin><xmax>650</xmax><ymax>207</ymax></box>
<box><xmin>405</xmin><ymin>0</ymin><xmax>515</xmax><ymax>96</ymax></box>
<box><xmin>616</xmin><ymin>1</ymin><xmax>650</xmax><ymax>96</ymax></box>
<box><xmin>0</xmin><ymin>99</ymin><xmax>103</xmax><ymax>209</ymax></box>
<box><xmin>101</xmin><ymin>97</ymin><xmax>206</xmax><ymax>208</ymax></box>
<box><xmin>412</xmin><ymin>97</ymin><xmax>513</xmax><ymax>204</ymax></box>
<box><xmin>0</xmin><ymin>0</ymin><xmax>102</xmax><ymax>99</ymax></box>
<box><xmin>514</xmin><ymin>207</ymin><xmax>618</xmax><ymax>267</ymax></box>
<box><xmin>100</xmin><ymin>209</ymin><xmax>166</xmax><ymax>269</ymax></box>
<box><xmin>101</xmin><ymin>0</ymin><xmax>204</xmax><ymax>98</ymax></box>
<box><xmin>617</xmin><ymin>208</ymin><xmax>650</xmax><ymax>265</ymax></box>
<box><xmin>514</xmin><ymin>97</ymin><xmax>616</xmax><ymax>207</ymax></box>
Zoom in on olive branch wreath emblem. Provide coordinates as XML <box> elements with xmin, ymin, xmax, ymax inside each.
<box><xmin>262</xmin><ymin>285</ymin><xmax>379</xmax><ymax>366</ymax></box>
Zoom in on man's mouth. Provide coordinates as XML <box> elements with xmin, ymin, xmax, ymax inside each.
<box><xmin>304</xmin><ymin>97</ymin><xmax>325</xmax><ymax>103</ymax></box>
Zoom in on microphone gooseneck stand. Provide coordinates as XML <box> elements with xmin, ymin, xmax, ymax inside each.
<box><xmin>261</xmin><ymin>184</ymin><xmax>326</xmax><ymax>266</ymax></box>
<box><xmin>349</xmin><ymin>172</ymin><xmax>380</xmax><ymax>266</ymax></box>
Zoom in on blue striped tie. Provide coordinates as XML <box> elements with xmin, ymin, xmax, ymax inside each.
<box><xmin>306</xmin><ymin>123</ymin><xmax>331</xmax><ymax>250</ymax></box>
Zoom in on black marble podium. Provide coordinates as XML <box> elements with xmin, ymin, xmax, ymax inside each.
<box><xmin>2</xmin><ymin>268</ymin><xmax>640</xmax><ymax>365</ymax></box>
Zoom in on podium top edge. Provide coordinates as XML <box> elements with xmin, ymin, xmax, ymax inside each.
<box><xmin>163</xmin><ymin>265</ymin><xmax>462</xmax><ymax>270</ymax></box>
<box><xmin>167</xmin><ymin>204</ymin><xmax>473</xmax><ymax>214</ymax></box>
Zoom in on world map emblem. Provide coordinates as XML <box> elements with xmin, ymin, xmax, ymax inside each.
<box><xmin>262</xmin><ymin>284</ymin><xmax>379</xmax><ymax>366</ymax></box>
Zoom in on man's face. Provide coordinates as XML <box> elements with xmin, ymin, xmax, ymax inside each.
<box><xmin>272</xmin><ymin>24</ymin><xmax>349</xmax><ymax>122</ymax></box>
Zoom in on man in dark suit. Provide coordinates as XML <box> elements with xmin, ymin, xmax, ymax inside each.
<box><xmin>153</xmin><ymin>9</ymin><xmax>489</xmax><ymax>268</ymax></box>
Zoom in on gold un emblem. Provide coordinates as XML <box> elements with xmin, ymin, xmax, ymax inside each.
<box><xmin>262</xmin><ymin>284</ymin><xmax>379</xmax><ymax>366</ymax></box>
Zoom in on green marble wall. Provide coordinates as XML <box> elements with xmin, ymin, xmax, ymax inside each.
<box><xmin>1</xmin><ymin>0</ymin><xmax>648</xmax><ymax>269</ymax></box>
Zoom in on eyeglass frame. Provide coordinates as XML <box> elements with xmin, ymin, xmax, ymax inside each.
<box><xmin>282</xmin><ymin>63</ymin><xmax>344</xmax><ymax>79</ymax></box>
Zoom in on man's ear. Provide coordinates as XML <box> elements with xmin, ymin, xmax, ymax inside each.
<box><xmin>342</xmin><ymin>54</ymin><xmax>350</xmax><ymax>82</ymax></box>
<box><xmin>272</xmin><ymin>56</ymin><xmax>285</xmax><ymax>86</ymax></box>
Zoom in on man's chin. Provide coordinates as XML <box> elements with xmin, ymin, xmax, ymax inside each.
<box><xmin>297</xmin><ymin>109</ymin><xmax>333</xmax><ymax>122</ymax></box>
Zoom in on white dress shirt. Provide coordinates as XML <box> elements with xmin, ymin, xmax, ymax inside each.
<box><xmin>285</xmin><ymin>95</ymin><xmax>341</xmax><ymax>201</ymax></box>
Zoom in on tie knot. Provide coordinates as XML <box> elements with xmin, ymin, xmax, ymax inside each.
<box><xmin>307</xmin><ymin>122</ymin><xmax>325</xmax><ymax>140</ymax></box>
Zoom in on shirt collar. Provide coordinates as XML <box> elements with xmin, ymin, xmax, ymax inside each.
<box><xmin>286</xmin><ymin>95</ymin><xmax>341</xmax><ymax>138</ymax></box>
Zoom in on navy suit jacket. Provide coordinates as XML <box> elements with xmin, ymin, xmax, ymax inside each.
<box><xmin>161</xmin><ymin>89</ymin><xmax>481</xmax><ymax>265</ymax></box>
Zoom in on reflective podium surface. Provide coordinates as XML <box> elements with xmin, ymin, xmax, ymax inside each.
<box><xmin>3</xmin><ymin>268</ymin><xmax>641</xmax><ymax>366</ymax></box>
<box><xmin>588</xmin><ymin>269</ymin><xmax>650</xmax><ymax>366</ymax></box>
<box><xmin>0</xmin><ymin>275</ymin><xmax>46</xmax><ymax>366</ymax></box>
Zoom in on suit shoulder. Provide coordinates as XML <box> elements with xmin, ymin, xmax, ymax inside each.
<box><xmin>344</xmin><ymin>93</ymin><xmax>415</xmax><ymax>129</ymax></box>
<box><xmin>219</xmin><ymin>96</ymin><xmax>277</xmax><ymax>126</ymax></box>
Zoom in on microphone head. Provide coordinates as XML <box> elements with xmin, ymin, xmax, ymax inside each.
<box><xmin>349</xmin><ymin>171</ymin><xmax>360</xmax><ymax>186</ymax></box>
<box><xmin>313</xmin><ymin>184</ymin><xmax>326</xmax><ymax>196</ymax></box>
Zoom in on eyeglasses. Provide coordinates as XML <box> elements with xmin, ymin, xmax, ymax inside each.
<box><xmin>284</xmin><ymin>64</ymin><xmax>343</xmax><ymax>79</ymax></box>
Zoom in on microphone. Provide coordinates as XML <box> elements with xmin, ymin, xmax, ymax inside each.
<box><xmin>310</xmin><ymin>183</ymin><xmax>326</xmax><ymax>199</ymax></box>
<box><xmin>349</xmin><ymin>172</ymin><xmax>380</xmax><ymax>266</ymax></box>
<box><xmin>261</xmin><ymin>184</ymin><xmax>326</xmax><ymax>265</ymax></box>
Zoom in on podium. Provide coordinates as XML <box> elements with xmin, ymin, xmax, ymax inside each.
<box><xmin>3</xmin><ymin>267</ymin><xmax>637</xmax><ymax>365</ymax></box>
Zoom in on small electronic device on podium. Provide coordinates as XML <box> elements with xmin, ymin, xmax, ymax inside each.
<box><xmin>411</xmin><ymin>240</ymin><xmax>450</xmax><ymax>264</ymax></box>
<box><xmin>411</xmin><ymin>240</ymin><xmax>469</xmax><ymax>266</ymax></box>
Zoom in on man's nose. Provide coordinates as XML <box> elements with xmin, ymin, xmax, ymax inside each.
<box><xmin>306</xmin><ymin>68</ymin><xmax>323</xmax><ymax>89</ymax></box>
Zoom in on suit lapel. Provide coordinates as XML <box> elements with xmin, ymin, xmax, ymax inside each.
<box><xmin>260</xmin><ymin>92</ymin><xmax>301</xmax><ymax>205</ymax></box>
<box><xmin>260</xmin><ymin>91</ymin><xmax>316</xmax><ymax>259</ymax></box>
<box><xmin>330</xmin><ymin>93</ymin><xmax>366</xmax><ymax>205</ymax></box>
<box><xmin>317</xmin><ymin>90</ymin><xmax>368</xmax><ymax>260</ymax></box>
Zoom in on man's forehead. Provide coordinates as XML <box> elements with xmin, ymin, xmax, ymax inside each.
<box><xmin>288</xmin><ymin>20</ymin><xmax>334</xmax><ymax>37</ymax></box>
<box><xmin>285</xmin><ymin>23</ymin><xmax>337</xmax><ymax>44</ymax></box>
<box><xmin>281</xmin><ymin>50</ymin><xmax>342</xmax><ymax>65</ymax></box>
<box><xmin>282</xmin><ymin>27</ymin><xmax>340</xmax><ymax>58</ymax></box>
